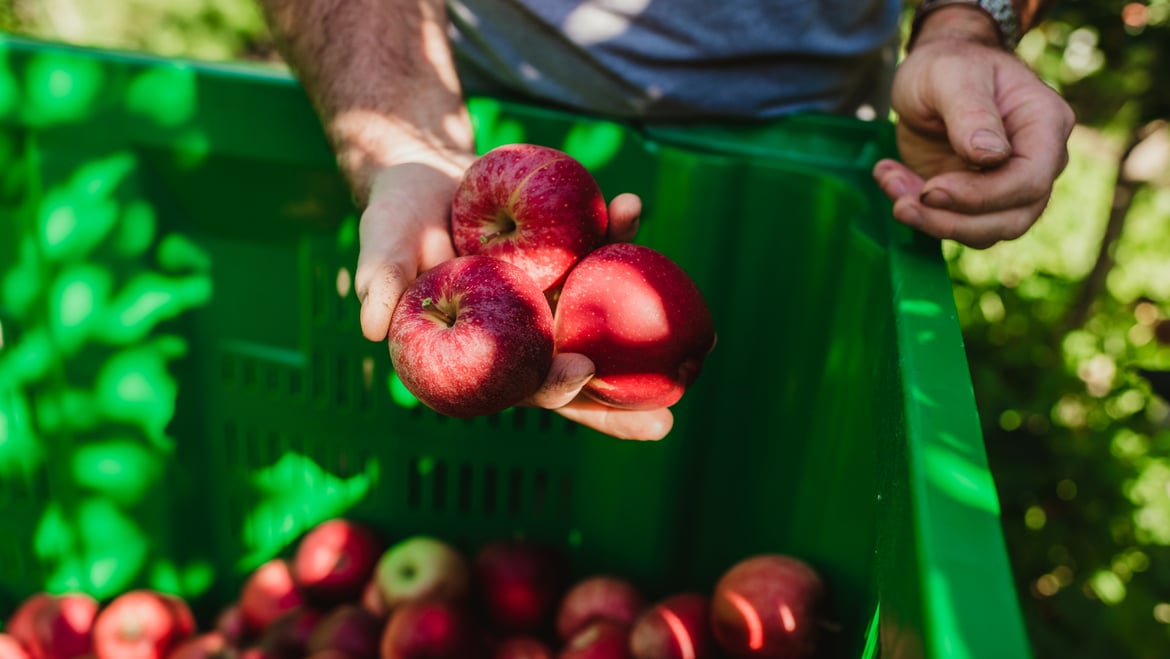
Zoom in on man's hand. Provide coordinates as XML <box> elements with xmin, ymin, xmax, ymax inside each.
<box><xmin>357</xmin><ymin>165</ymin><xmax>671</xmax><ymax>440</ymax></box>
<box><xmin>872</xmin><ymin>6</ymin><xmax>1075</xmax><ymax>248</ymax></box>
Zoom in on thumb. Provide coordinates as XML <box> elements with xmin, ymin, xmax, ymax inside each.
<box><xmin>524</xmin><ymin>353</ymin><xmax>596</xmax><ymax>410</ymax></box>
<box><xmin>933</xmin><ymin>68</ymin><xmax>1012</xmax><ymax>168</ymax></box>
<box><xmin>606</xmin><ymin>193</ymin><xmax>642</xmax><ymax>243</ymax></box>
<box><xmin>355</xmin><ymin>257</ymin><xmax>412</xmax><ymax>343</ymax></box>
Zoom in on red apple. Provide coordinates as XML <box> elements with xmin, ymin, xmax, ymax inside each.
<box><xmin>0</xmin><ymin>634</ymin><xmax>30</xmax><ymax>659</ymax></box>
<box><xmin>374</xmin><ymin>536</ymin><xmax>471</xmax><ymax>610</ymax></box>
<box><xmin>306</xmin><ymin>605</ymin><xmax>381</xmax><ymax>659</ymax></box>
<box><xmin>293</xmin><ymin>519</ymin><xmax>382</xmax><ymax>606</ymax></box>
<box><xmin>558</xmin><ymin>621</ymin><xmax>630</xmax><ymax>659</ymax></box>
<box><xmin>163</xmin><ymin>597</ymin><xmax>196</xmax><ymax>643</ymax></box>
<box><xmin>214</xmin><ymin>604</ymin><xmax>247</xmax><ymax>648</ymax></box>
<box><xmin>33</xmin><ymin>593</ymin><xmax>99</xmax><ymax>659</ymax></box>
<box><xmin>91</xmin><ymin>590</ymin><xmax>194</xmax><ymax>659</ymax></box>
<box><xmin>553</xmin><ymin>243</ymin><xmax>715</xmax><ymax>410</ymax></box>
<box><xmin>7</xmin><ymin>593</ymin><xmax>51</xmax><ymax>650</ymax></box>
<box><xmin>165</xmin><ymin>632</ymin><xmax>235</xmax><ymax>659</ymax></box>
<box><xmin>629</xmin><ymin>593</ymin><xmax>712</xmax><ymax>659</ymax></box>
<box><xmin>379</xmin><ymin>601</ymin><xmax>481</xmax><ymax>659</ymax></box>
<box><xmin>556</xmin><ymin>577</ymin><xmax>646</xmax><ymax>641</ymax></box>
<box><xmin>239</xmin><ymin>560</ymin><xmax>305</xmax><ymax>633</ymax></box>
<box><xmin>491</xmin><ymin>636</ymin><xmax>553</xmax><ymax>659</ymax></box>
<box><xmin>474</xmin><ymin>539</ymin><xmax>570</xmax><ymax>634</ymax></box>
<box><xmin>709</xmin><ymin>555</ymin><xmax>825</xmax><ymax>659</ymax></box>
<box><xmin>451</xmin><ymin>143</ymin><xmax>608</xmax><ymax>292</ymax></box>
<box><xmin>388</xmin><ymin>255</ymin><xmax>555</xmax><ymax>418</ymax></box>
<box><xmin>255</xmin><ymin>608</ymin><xmax>322</xmax><ymax>659</ymax></box>
<box><xmin>9</xmin><ymin>592</ymin><xmax>98</xmax><ymax>659</ymax></box>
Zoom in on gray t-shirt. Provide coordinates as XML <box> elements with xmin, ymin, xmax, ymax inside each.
<box><xmin>446</xmin><ymin>0</ymin><xmax>902</xmax><ymax>121</ymax></box>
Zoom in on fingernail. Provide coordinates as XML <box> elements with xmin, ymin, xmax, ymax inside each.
<box><xmin>920</xmin><ymin>188</ymin><xmax>953</xmax><ymax>209</ymax></box>
<box><xmin>971</xmin><ymin>129</ymin><xmax>1009</xmax><ymax>155</ymax></box>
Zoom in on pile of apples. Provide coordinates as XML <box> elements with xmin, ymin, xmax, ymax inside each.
<box><xmin>0</xmin><ymin>518</ymin><xmax>828</xmax><ymax>659</ymax></box>
<box><xmin>389</xmin><ymin>143</ymin><xmax>717</xmax><ymax>418</ymax></box>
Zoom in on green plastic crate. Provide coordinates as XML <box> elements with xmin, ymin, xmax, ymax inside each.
<box><xmin>0</xmin><ymin>35</ymin><xmax>1031</xmax><ymax>658</ymax></box>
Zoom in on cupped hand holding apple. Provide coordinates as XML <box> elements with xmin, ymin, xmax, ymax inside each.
<box><xmin>358</xmin><ymin>143</ymin><xmax>676</xmax><ymax>441</ymax></box>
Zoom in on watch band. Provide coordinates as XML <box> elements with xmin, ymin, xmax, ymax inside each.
<box><xmin>910</xmin><ymin>0</ymin><xmax>1021</xmax><ymax>51</ymax></box>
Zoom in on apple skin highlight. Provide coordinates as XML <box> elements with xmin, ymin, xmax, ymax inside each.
<box><xmin>554</xmin><ymin>243</ymin><xmax>715</xmax><ymax>410</ymax></box>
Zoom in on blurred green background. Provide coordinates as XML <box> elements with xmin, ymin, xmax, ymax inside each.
<box><xmin>1</xmin><ymin>0</ymin><xmax>1168</xmax><ymax>656</ymax></box>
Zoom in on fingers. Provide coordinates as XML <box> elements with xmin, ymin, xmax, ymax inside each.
<box><xmin>892</xmin><ymin>186</ymin><xmax>1050</xmax><ymax>248</ymax></box>
<box><xmin>916</xmin><ymin>51</ymin><xmax>1013</xmax><ymax>169</ymax></box>
<box><xmin>523</xmin><ymin>352</ymin><xmax>673</xmax><ymax>440</ymax></box>
<box><xmin>917</xmin><ymin>152</ymin><xmax>1062</xmax><ymax>217</ymax></box>
<box><xmin>355</xmin><ymin>243</ymin><xmax>414</xmax><ymax>342</ymax></box>
<box><xmin>918</xmin><ymin>92</ymin><xmax>1074</xmax><ymax>216</ymax></box>
<box><xmin>606</xmin><ymin>193</ymin><xmax>642</xmax><ymax>243</ymax></box>
<box><xmin>355</xmin><ymin>196</ymin><xmax>417</xmax><ymax>342</ymax></box>
<box><xmin>554</xmin><ymin>401</ymin><xmax>674</xmax><ymax>441</ymax></box>
<box><xmin>353</xmin><ymin>164</ymin><xmax>463</xmax><ymax>342</ymax></box>
<box><xmin>874</xmin><ymin>159</ymin><xmax>925</xmax><ymax>201</ymax></box>
<box><xmin>525</xmin><ymin>353</ymin><xmax>596</xmax><ymax>410</ymax></box>
<box><xmin>874</xmin><ymin>158</ymin><xmax>1051</xmax><ymax>248</ymax></box>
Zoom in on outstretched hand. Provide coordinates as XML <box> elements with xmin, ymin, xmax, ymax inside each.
<box><xmin>355</xmin><ymin>155</ymin><xmax>671</xmax><ymax>440</ymax></box>
<box><xmin>872</xmin><ymin>15</ymin><xmax>1075</xmax><ymax>248</ymax></box>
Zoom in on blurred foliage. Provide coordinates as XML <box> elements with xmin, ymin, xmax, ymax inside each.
<box><xmin>0</xmin><ymin>138</ymin><xmax>216</xmax><ymax>598</ymax></box>
<box><xmin>949</xmin><ymin>1</ymin><xmax>1170</xmax><ymax>657</ymax></box>
<box><xmin>0</xmin><ymin>0</ymin><xmax>277</xmax><ymax>62</ymax></box>
<box><xmin>2</xmin><ymin>0</ymin><xmax>1169</xmax><ymax>656</ymax></box>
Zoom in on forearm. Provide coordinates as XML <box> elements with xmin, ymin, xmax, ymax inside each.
<box><xmin>258</xmin><ymin>0</ymin><xmax>474</xmax><ymax>204</ymax></box>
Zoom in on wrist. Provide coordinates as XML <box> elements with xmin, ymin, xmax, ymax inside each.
<box><xmin>911</xmin><ymin>5</ymin><xmax>1003</xmax><ymax>50</ymax></box>
<box><xmin>909</xmin><ymin>2</ymin><xmax>1016</xmax><ymax>52</ymax></box>
<box><xmin>331</xmin><ymin>109</ymin><xmax>475</xmax><ymax>206</ymax></box>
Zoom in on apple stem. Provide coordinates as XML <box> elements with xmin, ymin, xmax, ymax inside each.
<box><xmin>480</xmin><ymin>216</ymin><xmax>517</xmax><ymax>244</ymax></box>
<box><xmin>479</xmin><ymin>229</ymin><xmax>505</xmax><ymax>244</ymax></box>
<box><xmin>422</xmin><ymin>297</ymin><xmax>454</xmax><ymax>326</ymax></box>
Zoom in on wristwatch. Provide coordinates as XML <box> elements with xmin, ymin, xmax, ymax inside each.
<box><xmin>910</xmin><ymin>0</ymin><xmax>1021</xmax><ymax>50</ymax></box>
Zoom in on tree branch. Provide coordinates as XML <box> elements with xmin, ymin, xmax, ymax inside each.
<box><xmin>1060</xmin><ymin>124</ymin><xmax>1149</xmax><ymax>332</ymax></box>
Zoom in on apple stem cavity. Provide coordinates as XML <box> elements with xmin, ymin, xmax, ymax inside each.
<box><xmin>480</xmin><ymin>216</ymin><xmax>518</xmax><ymax>244</ymax></box>
<box><xmin>421</xmin><ymin>297</ymin><xmax>455</xmax><ymax>327</ymax></box>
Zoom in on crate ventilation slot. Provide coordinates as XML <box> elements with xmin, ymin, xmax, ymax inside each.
<box><xmin>407</xmin><ymin>457</ymin><xmax>573</xmax><ymax>520</ymax></box>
